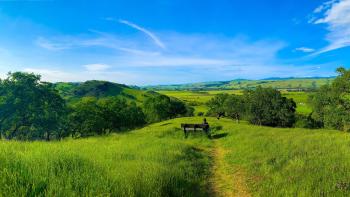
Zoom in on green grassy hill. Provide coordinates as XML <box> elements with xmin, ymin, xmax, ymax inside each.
<box><xmin>145</xmin><ymin>77</ymin><xmax>334</xmax><ymax>91</ymax></box>
<box><xmin>54</xmin><ymin>80</ymin><xmax>156</xmax><ymax>103</ymax></box>
<box><xmin>2</xmin><ymin>117</ymin><xmax>350</xmax><ymax>196</ymax></box>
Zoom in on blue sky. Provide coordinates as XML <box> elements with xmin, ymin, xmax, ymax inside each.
<box><xmin>0</xmin><ymin>0</ymin><xmax>349</xmax><ymax>85</ymax></box>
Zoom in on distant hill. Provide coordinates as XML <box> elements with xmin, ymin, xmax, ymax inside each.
<box><xmin>143</xmin><ymin>77</ymin><xmax>335</xmax><ymax>91</ymax></box>
<box><xmin>54</xmin><ymin>80</ymin><xmax>156</xmax><ymax>103</ymax></box>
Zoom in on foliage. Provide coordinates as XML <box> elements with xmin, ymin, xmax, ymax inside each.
<box><xmin>223</xmin><ymin>94</ymin><xmax>246</xmax><ymax>122</ymax></box>
<box><xmin>310</xmin><ymin>67</ymin><xmax>350</xmax><ymax>131</ymax></box>
<box><xmin>207</xmin><ymin>93</ymin><xmax>229</xmax><ymax>117</ymax></box>
<box><xmin>68</xmin><ymin>97</ymin><xmax>145</xmax><ymax>136</ymax></box>
<box><xmin>207</xmin><ymin>87</ymin><xmax>296</xmax><ymax>127</ymax></box>
<box><xmin>245</xmin><ymin>87</ymin><xmax>296</xmax><ymax>127</ymax></box>
<box><xmin>294</xmin><ymin>114</ymin><xmax>323</xmax><ymax>129</ymax></box>
<box><xmin>0</xmin><ymin>72</ymin><xmax>67</xmax><ymax>140</ymax></box>
<box><xmin>143</xmin><ymin>94</ymin><xmax>193</xmax><ymax>123</ymax></box>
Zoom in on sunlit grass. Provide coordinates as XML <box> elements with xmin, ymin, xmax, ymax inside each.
<box><xmin>2</xmin><ymin>117</ymin><xmax>348</xmax><ymax>196</ymax></box>
<box><xmin>216</xmin><ymin>118</ymin><xmax>350</xmax><ymax>196</ymax></box>
<box><xmin>0</xmin><ymin>118</ymin><xmax>212</xmax><ymax>196</ymax></box>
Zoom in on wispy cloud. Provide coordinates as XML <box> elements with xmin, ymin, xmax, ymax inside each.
<box><xmin>23</xmin><ymin>68</ymin><xmax>138</xmax><ymax>83</ymax></box>
<box><xmin>35</xmin><ymin>37</ymin><xmax>71</xmax><ymax>51</ymax></box>
<box><xmin>118</xmin><ymin>19</ymin><xmax>166</xmax><ymax>49</ymax></box>
<box><xmin>83</xmin><ymin>64</ymin><xmax>110</xmax><ymax>71</ymax></box>
<box><xmin>35</xmin><ymin>31</ymin><xmax>161</xmax><ymax>56</ymax></box>
<box><xmin>309</xmin><ymin>0</ymin><xmax>350</xmax><ymax>54</ymax></box>
<box><xmin>29</xmin><ymin>20</ymin><xmax>332</xmax><ymax>84</ymax></box>
<box><xmin>295</xmin><ymin>47</ymin><xmax>315</xmax><ymax>53</ymax></box>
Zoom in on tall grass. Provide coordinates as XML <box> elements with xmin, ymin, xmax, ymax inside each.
<box><xmin>216</xmin><ymin>118</ymin><xmax>350</xmax><ymax>196</ymax></box>
<box><xmin>3</xmin><ymin>117</ymin><xmax>350</xmax><ymax>196</ymax></box>
<box><xmin>0</xmin><ymin>119</ymin><xmax>212</xmax><ymax>196</ymax></box>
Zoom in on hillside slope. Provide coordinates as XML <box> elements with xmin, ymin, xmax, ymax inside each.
<box><xmin>54</xmin><ymin>80</ymin><xmax>157</xmax><ymax>103</ymax></box>
<box><xmin>1</xmin><ymin>117</ymin><xmax>350</xmax><ymax>196</ymax></box>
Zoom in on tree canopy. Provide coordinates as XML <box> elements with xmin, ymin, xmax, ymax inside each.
<box><xmin>310</xmin><ymin>67</ymin><xmax>350</xmax><ymax>131</ymax></box>
<box><xmin>207</xmin><ymin>87</ymin><xmax>296</xmax><ymax>127</ymax></box>
<box><xmin>0</xmin><ymin>72</ymin><xmax>67</xmax><ymax>140</ymax></box>
<box><xmin>143</xmin><ymin>94</ymin><xmax>193</xmax><ymax>123</ymax></box>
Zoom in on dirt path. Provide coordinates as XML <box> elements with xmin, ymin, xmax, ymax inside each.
<box><xmin>209</xmin><ymin>141</ymin><xmax>251</xmax><ymax>197</ymax></box>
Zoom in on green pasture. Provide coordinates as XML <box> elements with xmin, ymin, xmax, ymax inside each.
<box><xmin>159</xmin><ymin>90</ymin><xmax>312</xmax><ymax>115</ymax></box>
<box><xmin>1</xmin><ymin>117</ymin><xmax>350</xmax><ymax>196</ymax></box>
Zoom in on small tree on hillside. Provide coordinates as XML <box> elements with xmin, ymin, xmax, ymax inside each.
<box><xmin>224</xmin><ymin>95</ymin><xmax>245</xmax><ymax>123</ymax></box>
<box><xmin>207</xmin><ymin>93</ymin><xmax>229</xmax><ymax>117</ymax></box>
<box><xmin>244</xmin><ymin>87</ymin><xmax>296</xmax><ymax>127</ymax></box>
<box><xmin>143</xmin><ymin>95</ymin><xmax>191</xmax><ymax>123</ymax></box>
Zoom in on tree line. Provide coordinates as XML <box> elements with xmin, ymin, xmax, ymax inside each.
<box><xmin>207</xmin><ymin>67</ymin><xmax>350</xmax><ymax>131</ymax></box>
<box><xmin>207</xmin><ymin>87</ymin><xmax>296</xmax><ymax>127</ymax></box>
<box><xmin>0</xmin><ymin>72</ymin><xmax>193</xmax><ymax>140</ymax></box>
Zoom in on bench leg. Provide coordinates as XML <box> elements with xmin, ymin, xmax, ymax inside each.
<box><xmin>206</xmin><ymin>128</ymin><xmax>211</xmax><ymax>138</ymax></box>
<box><xmin>183</xmin><ymin>128</ymin><xmax>188</xmax><ymax>138</ymax></box>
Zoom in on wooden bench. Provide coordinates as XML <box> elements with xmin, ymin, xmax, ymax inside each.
<box><xmin>181</xmin><ymin>123</ymin><xmax>210</xmax><ymax>138</ymax></box>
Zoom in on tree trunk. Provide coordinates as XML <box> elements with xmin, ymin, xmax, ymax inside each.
<box><xmin>46</xmin><ymin>131</ymin><xmax>50</xmax><ymax>141</ymax></box>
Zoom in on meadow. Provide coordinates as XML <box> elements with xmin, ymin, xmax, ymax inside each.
<box><xmin>159</xmin><ymin>90</ymin><xmax>312</xmax><ymax>115</ymax></box>
<box><xmin>2</xmin><ymin>117</ymin><xmax>350</xmax><ymax>196</ymax></box>
<box><xmin>0</xmin><ymin>120</ymin><xmax>212</xmax><ymax>196</ymax></box>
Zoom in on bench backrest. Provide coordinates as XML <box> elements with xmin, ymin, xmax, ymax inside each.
<box><xmin>181</xmin><ymin>124</ymin><xmax>207</xmax><ymax>128</ymax></box>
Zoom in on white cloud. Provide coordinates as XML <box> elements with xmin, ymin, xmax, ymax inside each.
<box><xmin>22</xmin><ymin>68</ymin><xmax>139</xmax><ymax>83</ymax></box>
<box><xmin>295</xmin><ymin>47</ymin><xmax>315</xmax><ymax>53</ymax></box>
<box><xmin>30</xmin><ymin>26</ymin><xmax>335</xmax><ymax>84</ymax></box>
<box><xmin>310</xmin><ymin>0</ymin><xmax>350</xmax><ymax>54</ymax></box>
<box><xmin>313</xmin><ymin>0</ymin><xmax>338</xmax><ymax>13</ymax></box>
<box><xmin>83</xmin><ymin>64</ymin><xmax>110</xmax><ymax>71</ymax></box>
<box><xmin>118</xmin><ymin>19</ymin><xmax>166</xmax><ymax>49</ymax></box>
<box><xmin>35</xmin><ymin>37</ymin><xmax>71</xmax><ymax>51</ymax></box>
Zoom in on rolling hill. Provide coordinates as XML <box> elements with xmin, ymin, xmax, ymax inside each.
<box><xmin>1</xmin><ymin>117</ymin><xmax>350</xmax><ymax>196</ymax></box>
<box><xmin>54</xmin><ymin>80</ymin><xmax>157</xmax><ymax>103</ymax></box>
<box><xmin>144</xmin><ymin>77</ymin><xmax>334</xmax><ymax>91</ymax></box>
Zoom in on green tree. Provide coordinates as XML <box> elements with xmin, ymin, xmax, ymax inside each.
<box><xmin>0</xmin><ymin>72</ymin><xmax>67</xmax><ymax>140</ymax></box>
<box><xmin>98</xmin><ymin>97</ymin><xmax>145</xmax><ymax>131</ymax></box>
<box><xmin>68</xmin><ymin>96</ymin><xmax>146</xmax><ymax>136</ymax></box>
<box><xmin>207</xmin><ymin>93</ymin><xmax>229</xmax><ymax>117</ymax></box>
<box><xmin>310</xmin><ymin>67</ymin><xmax>350</xmax><ymax>130</ymax></box>
<box><xmin>143</xmin><ymin>95</ymin><xmax>191</xmax><ymax>123</ymax></box>
<box><xmin>244</xmin><ymin>87</ymin><xmax>296</xmax><ymax>127</ymax></box>
<box><xmin>68</xmin><ymin>97</ymin><xmax>105</xmax><ymax>136</ymax></box>
<box><xmin>223</xmin><ymin>95</ymin><xmax>245</xmax><ymax>123</ymax></box>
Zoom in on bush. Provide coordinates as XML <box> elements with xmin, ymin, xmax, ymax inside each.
<box><xmin>294</xmin><ymin>114</ymin><xmax>323</xmax><ymax>129</ymax></box>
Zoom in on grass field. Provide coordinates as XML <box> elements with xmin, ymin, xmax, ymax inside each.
<box><xmin>2</xmin><ymin>117</ymin><xmax>350</xmax><ymax>196</ymax></box>
<box><xmin>0</xmin><ymin>120</ymin><xmax>212</xmax><ymax>196</ymax></box>
<box><xmin>159</xmin><ymin>90</ymin><xmax>312</xmax><ymax>115</ymax></box>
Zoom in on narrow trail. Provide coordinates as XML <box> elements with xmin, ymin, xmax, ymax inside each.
<box><xmin>209</xmin><ymin>140</ymin><xmax>251</xmax><ymax>197</ymax></box>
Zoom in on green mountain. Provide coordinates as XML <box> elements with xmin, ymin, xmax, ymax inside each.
<box><xmin>144</xmin><ymin>77</ymin><xmax>335</xmax><ymax>91</ymax></box>
<box><xmin>54</xmin><ymin>80</ymin><xmax>156</xmax><ymax>103</ymax></box>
